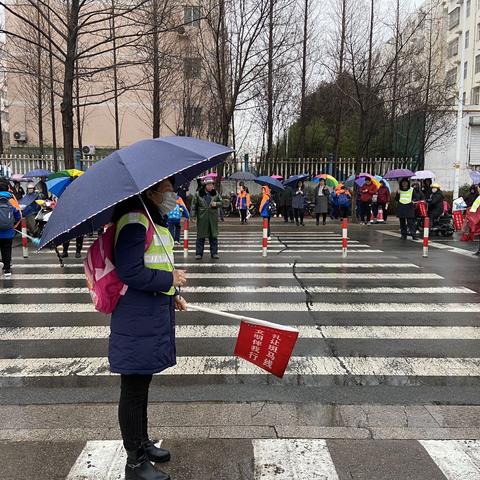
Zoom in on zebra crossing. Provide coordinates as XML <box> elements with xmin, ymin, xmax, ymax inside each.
<box><xmin>65</xmin><ymin>438</ymin><xmax>480</xmax><ymax>479</ymax></box>
<box><xmin>1</xmin><ymin>227</ymin><xmax>480</xmax><ymax>393</ymax></box>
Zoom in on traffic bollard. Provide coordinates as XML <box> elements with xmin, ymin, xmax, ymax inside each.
<box><xmin>262</xmin><ymin>218</ymin><xmax>268</xmax><ymax>257</ymax></box>
<box><xmin>342</xmin><ymin>217</ymin><xmax>348</xmax><ymax>258</ymax></box>
<box><xmin>423</xmin><ymin>217</ymin><xmax>430</xmax><ymax>258</ymax></box>
<box><xmin>21</xmin><ymin>218</ymin><xmax>28</xmax><ymax>258</ymax></box>
<box><xmin>183</xmin><ymin>219</ymin><xmax>189</xmax><ymax>257</ymax></box>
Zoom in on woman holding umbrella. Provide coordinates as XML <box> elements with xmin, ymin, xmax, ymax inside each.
<box><xmin>260</xmin><ymin>185</ymin><xmax>273</xmax><ymax>239</ymax></box>
<box><xmin>395</xmin><ymin>178</ymin><xmax>420</xmax><ymax>240</ymax></box>
<box><xmin>314</xmin><ymin>178</ymin><xmax>329</xmax><ymax>225</ymax></box>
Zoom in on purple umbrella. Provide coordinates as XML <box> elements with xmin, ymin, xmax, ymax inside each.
<box><xmin>470</xmin><ymin>170</ymin><xmax>480</xmax><ymax>184</ymax></box>
<box><xmin>24</xmin><ymin>169</ymin><xmax>52</xmax><ymax>178</ymax></box>
<box><xmin>383</xmin><ymin>168</ymin><xmax>414</xmax><ymax>180</ymax></box>
<box><xmin>411</xmin><ymin>170</ymin><xmax>435</xmax><ymax>180</ymax></box>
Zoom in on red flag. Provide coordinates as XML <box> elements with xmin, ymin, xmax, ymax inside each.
<box><xmin>234</xmin><ymin>319</ymin><xmax>299</xmax><ymax>378</ymax></box>
<box><xmin>453</xmin><ymin>210</ymin><xmax>464</xmax><ymax>231</ymax></box>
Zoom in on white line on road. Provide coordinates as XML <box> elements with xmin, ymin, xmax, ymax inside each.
<box><xmin>6</xmin><ymin>262</ymin><xmax>420</xmax><ymax>270</ymax></box>
<box><xmin>420</xmin><ymin>440</ymin><xmax>480</xmax><ymax>479</ymax></box>
<box><xmin>2</xmin><ymin>272</ymin><xmax>442</xmax><ymax>281</ymax></box>
<box><xmin>253</xmin><ymin>439</ymin><xmax>339</xmax><ymax>479</ymax></box>
<box><xmin>1</xmin><ymin>286</ymin><xmax>469</xmax><ymax>296</ymax></box>
<box><xmin>2</xmin><ymin>325</ymin><xmax>480</xmax><ymax>341</ymax></box>
<box><xmin>1</xmin><ymin>356</ymin><xmax>480</xmax><ymax>376</ymax></box>
<box><xmin>1</xmin><ymin>301</ymin><xmax>477</xmax><ymax>314</ymax></box>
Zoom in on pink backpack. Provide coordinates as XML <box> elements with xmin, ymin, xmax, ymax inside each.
<box><xmin>84</xmin><ymin>215</ymin><xmax>154</xmax><ymax>314</ymax></box>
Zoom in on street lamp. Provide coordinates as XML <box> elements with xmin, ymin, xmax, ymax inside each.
<box><xmin>453</xmin><ymin>0</ymin><xmax>468</xmax><ymax>199</ymax></box>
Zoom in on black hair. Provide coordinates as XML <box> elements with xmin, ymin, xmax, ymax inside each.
<box><xmin>0</xmin><ymin>177</ymin><xmax>9</xmax><ymax>192</ymax></box>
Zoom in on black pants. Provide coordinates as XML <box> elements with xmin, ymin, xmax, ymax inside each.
<box><xmin>240</xmin><ymin>209</ymin><xmax>247</xmax><ymax>223</ymax></box>
<box><xmin>372</xmin><ymin>203</ymin><xmax>388</xmax><ymax>222</ymax></box>
<box><xmin>63</xmin><ymin>236</ymin><xmax>84</xmax><ymax>254</ymax></box>
<box><xmin>316</xmin><ymin>213</ymin><xmax>327</xmax><ymax>224</ymax></box>
<box><xmin>293</xmin><ymin>208</ymin><xmax>304</xmax><ymax>224</ymax></box>
<box><xmin>282</xmin><ymin>206</ymin><xmax>293</xmax><ymax>222</ymax></box>
<box><xmin>360</xmin><ymin>201</ymin><xmax>371</xmax><ymax>223</ymax></box>
<box><xmin>338</xmin><ymin>206</ymin><xmax>350</xmax><ymax>219</ymax></box>
<box><xmin>118</xmin><ymin>374</ymin><xmax>153</xmax><ymax>451</ymax></box>
<box><xmin>168</xmin><ymin>222</ymin><xmax>181</xmax><ymax>242</ymax></box>
<box><xmin>196</xmin><ymin>236</ymin><xmax>218</xmax><ymax>256</ymax></box>
<box><xmin>0</xmin><ymin>238</ymin><xmax>13</xmax><ymax>272</ymax></box>
<box><xmin>399</xmin><ymin>217</ymin><xmax>416</xmax><ymax>238</ymax></box>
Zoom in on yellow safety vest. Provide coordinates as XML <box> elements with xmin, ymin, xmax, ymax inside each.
<box><xmin>471</xmin><ymin>196</ymin><xmax>480</xmax><ymax>213</ymax></box>
<box><xmin>399</xmin><ymin>188</ymin><xmax>414</xmax><ymax>205</ymax></box>
<box><xmin>116</xmin><ymin>212</ymin><xmax>175</xmax><ymax>296</ymax></box>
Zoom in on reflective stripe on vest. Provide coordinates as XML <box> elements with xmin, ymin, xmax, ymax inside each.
<box><xmin>472</xmin><ymin>196</ymin><xmax>480</xmax><ymax>213</ymax></box>
<box><xmin>116</xmin><ymin>212</ymin><xmax>175</xmax><ymax>296</ymax></box>
<box><xmin>399</xmin><ymin>188</ymin><xmax>414</xmax><ymax>205</ymax></box>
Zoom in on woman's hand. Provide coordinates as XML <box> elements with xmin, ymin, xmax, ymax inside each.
<box><xmin>172</xmin><ymin>269</ymin><xmax>187</xmax><ymax>287</ymax></box>
<box><xmin>174</xmin><ymin>295</ymin><xmax>188</xmax><ymax>311</ymax></box>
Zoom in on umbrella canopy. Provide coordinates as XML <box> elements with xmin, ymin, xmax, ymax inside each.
<box><xmin>39</xmin><ymin>136</ymin><xmax>233</xmax><ymax>249</ymax></box>
<box><xmin>312</xmin><ymin>174</ymin><xmax>338</xmax><ymax>187</ymax></box>
<box><xmin>271</xmin><ymin>174</ymin><xmax>283</xmax><ymax>180</ymax></box>
<box><xmin>19</xmin><ymin>192</ymin><xmax>39</xmax><ymax>209</ymax></box>
<box><xmin>411</xmin><ymin>170</ymin><xmax>435</xmax><ymax>180</ymax></box>
<box><xmin>46</xmin><ymin>177</ymin><xmax>73</xmax><ymax>198</ymax></box>
<box><xmin>48</xmin><ymin>169</ymin><xmax>84</xmax><ymax>180</ymax></box>
<box><xmin>24</xmin><ymin>169</ymin><xmax>51</xmax><ymax>178</ymax></box>
<box><xmin>284</xmin><ymin>173</ymin><xmax>309</xmax><ymax>187</ymax></box>
<box><xmin>383</xmin><ymin>168</ymin><xmax>414</xmax><ymax>179</ymax></box>
<box><xmin>10</xmin><ymin>173</ymin><xmax>24</xmax><ymax>182</ymax></box>
<box><xmin>228</xmin><ymin>171</ymin><xmax>256</xmax><ymax>181</ymax></box>
<box><xmin>356</xmin><ymin>173</ymin><xmax>381</xmax><ymax>189</ymax></box>
<box><xmin>254</xmin><ymin>175</ymin><xmax>285</xmax><ymax>192</ymax></box>
<box><xmin>469</xmin><ymin>170</ymin><xmax>480</xmax><ymax>184</ymax></box>
<box><xmin>374</xmin><ymin>175</ymin><xmax>391</xmax><ymax>192</ymax></box>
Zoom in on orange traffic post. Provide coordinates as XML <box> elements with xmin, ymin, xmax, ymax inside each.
<box><xmin>183</xmin><ymin>219</ymin><xmax>189</xmax><ymax>258</ymax></box>
<box><xmin>341</xmin><ymin>217</ymin><xmax>348</xmax><ymax>258</ymax></box>
<box><xmin>21</xmin><ymin>217</ymin><xmax>28</xmax><ymax>258</ymax></box>
<box><xmin>423</xmin><ymin>217</ymin><xmax>430</xmax><ymax>258</ymax></box>
<box><xmin>262</xmin><ymin>218</ymin><xmax>268</xmax><ymax>257</ymax></box>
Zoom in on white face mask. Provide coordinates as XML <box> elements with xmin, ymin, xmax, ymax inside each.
<box><xmin>432</xmin><ymin>188</ymin><xmax>438</xmax><ymax>193</ymax></box>
<box><xmin>159</xmin><ymin>191</ymin><xmax>178</xmax><ymax>215</ymax></box>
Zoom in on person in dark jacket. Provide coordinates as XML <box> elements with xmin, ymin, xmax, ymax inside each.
<box><xmin>373</xmin><ymin>180</ymin><xmax>390</xmax><ymax>222</ymax></box>
<box><xmin>11</xmin><ymin>181</ymin><xmax>25</xmax><ymax>200</ymax></box>
<box><xmin>359</xmin><ymin>177</ymin><xmax>378</xmax><ymax>224</ymax></box>
<box><xmin>278</xmin><ymin>185</ymin><xmax>294</xmax><ymax>222</ymax></box>
<box><xmin>0</xmin><ymin>180</ymin><xmax>21</xmax><ymax>278</ymax></box>
<box><xmin>395</xmin><ymin>178</ymin><xmax>419</xmax><ymax>240</ymax></box>
<box><xmin>427</xmin><ymin>183</ymin><xmax>444</xmax><ymax>224</ymax></box>
<box><xmin>422</xmin><ymin>178</ymin><xmax>433</xmax><ymax>199</ymax></box>
<box><xmin>292</xmin><ymin>181</ymin><xmax>306</xmax><ymax>226</ymax></box>
<box><xmin>314</xmin><ymin>178</ymin><xmax>330</xmax><ymax>225</ymax></box>
<box><xmin>111</xmin><ymin>177</ymin><xmax>187</xmax><ymax>480</ymax></box>
<box><xmin>465</xmin><ymin>185</ymin><xmax>479</xmax><ymax>208</ymax></box>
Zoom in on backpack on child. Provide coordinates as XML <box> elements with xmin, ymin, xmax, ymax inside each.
<box><xmin>84</xmin><ymin>213</ymin><xmax>154</xmax><ymax>314</ymax></box>
<box><xmin>167</xmin><ymin>204</ymin><xmax>182</xmax><ymax>223</ymax></box>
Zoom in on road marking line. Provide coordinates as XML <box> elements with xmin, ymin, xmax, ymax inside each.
<box><xmin>0</xmin><ymin>301</ymin><xmax>477</xmax><ymax>314</ymax></box>
<box><xmin>2</xmin><ymin>356</ymin><xmax>480</xmax><ymax>376</ymax></box>
<box><xmin>253</xmin><ymin>439</ymin><xmax>339</xmax><ymax>479</ymax></box>
<box><xmin>420</xmin><ymin>440</ymin><xmax>480</xmax><ymax>479</ymax></box>
<box><xmin>2</xmin><ymin>272</ymin><xmax>442</xmax><ymax>281</ymax></box>
<box><xmin>1</xmin><ymin>286</ymin><xmax>470</xmax><ymax>296</ymax></box>
<box><xmin>2</xmin><ymin>325</ymin><xmax>480</xmax><ymax>341</ymax></box>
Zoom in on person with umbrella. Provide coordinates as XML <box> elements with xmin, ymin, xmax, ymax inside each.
<box><xmin>10</xmin><ymin>179</ymin><xmax>25</xmax><ymax>200</ymax></box>
<box><xmin>277</xmin><ymin>183</ymin><xmax>294</xmax><ymax>223</ymax></box>
<box><xmin>422</xmin><ymin>178</ymin><xmax>433</xmax><ymax>199</ymax></box>
<box><xmin>0</xmin><ymin>178</ymin><xmax>21</xmax><ymax>278</ymax></box>
<box><xmin>427</xmin><ymin>183</ymin><xmax>444</xmax><ymax>225</ymax></box>
<box><xmin>395</xmin><ymin>178</ymin><xmax>420</xmax><ymax>240</ymax></box>
<box><xmin>292</xmin><ymin>181</ymin><xmax>306</xmax><ymax>226</ymax></box>
<box><xmin>314</xmin><ymin>178</ymin><xmax>329</xmax><ymax>225</ymax></box>
<box><xmin>236</xmin><ymin>184</ymin><xmax>251</xmax><ymax>224</ymax></box>
<box><xmin>358</xmin><ymin>177</ymin><xmax>378</xmax><ymax>225</ymax></box>
<box><xmin>260</xmin><ymin>185</ymin><xmax>273</xmax><ymax>239</ymax></box>
<box><xmin>373</xmin><ymin>180</ymin><xmax>390</xmax><ymax>223</ymax></box>
<box><xmin>191</xmin><ymin>177</ymin><xmax>222</xmax><ymax>260</ymax></box>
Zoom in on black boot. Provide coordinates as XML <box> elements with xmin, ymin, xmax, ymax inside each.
<box><xmin>125</xmin><ymin>449</ymin><xmax>170</xmax><ymax>480</ymax></box>
<box><xmin>142</xmin><ymin>440</ymin><xmax>171</xmax><ymax>463</ymax></box>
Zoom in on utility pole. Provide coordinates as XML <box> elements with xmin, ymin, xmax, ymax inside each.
<box><xmin>454</xmin><ymin>0</ymin><xmax>467</xmax><ymax>199</ymax></box>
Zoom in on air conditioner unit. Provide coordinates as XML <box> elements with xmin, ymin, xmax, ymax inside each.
<box><xmin>13</xmin><ymin>131</ymin><xmax>27</xmax><ymax>142</ymax></box>
<box><xmin>82</xmin><ymin>145</ymin><xmax>96</xmax><ymax>155</ymax></box>
<box><xmin>469</xmin><ymin>116</ymin><xmax>480</xmax><ymax>125</ymax></box>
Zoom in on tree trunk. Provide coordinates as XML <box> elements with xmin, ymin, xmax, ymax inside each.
<box><xmin>75</xmin><ymin>60</ymin><xmax>83</xmax><ymax>160</ymax></box>
<box><xmin>266</xmin><ymin>0</ymin><xmax>274</xmax><ymax>162</ymax></box>
<box><xmin>297</xmin><ymin>0</ymin><xmax>309</xmax><ymax>157</ymax></box>
<box><xmin>47</xmin><ymin>2</ymin><xmax>58</xmax><ymax>170</ymax></box>
<box><xmin>389</xmin><ymin>0</ymin><xmax>400</xmax><ymax>156</ymax></box>
<box><xmin>61</xmin><ymin>0</ymin><xmax>80</xmax><ymax>169</ymax></box>
<box><xmin>152</xmin><ymin>0</ymin><xmax>160</xmax><ymax>138</ymax></box>
<box><xmin>111</xmin><ymin>0</ymin><xmax>120</xmax><ymax>149</ymax></box>
<box><xmin>36</xmin><ymin>8</ymin><xmax>44</xmax><ymax>156</ymax></box>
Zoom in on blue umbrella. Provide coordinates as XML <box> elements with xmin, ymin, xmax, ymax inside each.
<box><xmin>284</xmin><ymin>173</ymin><xmax>309</xmax><ymax>187</ymax></box>
<box><xmin>39</xmin><ymin>137</ymin><xmax>233</xmax><ymax>248</ymax></box>
<box><xmin>228</xmin><ymin>171</ymin><xmax>256</xmax><ymax>181</ymax></box>
<box><xmin>24</xmin><ymin>169</ymin><xmax>51</xmax><ymax>178</ymax></box>
<box><xmin>254</xmin><ymin>175</ymin><xmax>285</xmax><ymax>192</ymax></box>
<box><xmin>46</xmin><ymin>177</ymin><xmax>73</xmax><ymax>198</ymax></box>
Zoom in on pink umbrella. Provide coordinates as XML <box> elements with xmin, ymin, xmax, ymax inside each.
<box><xmin>199</xmin><ymin>172</ymin><xmax>218</xmax><ymax>179</ymax></box>
<box><xmin>10</xmin><ymin>174</ymin><xmax>24</xmax><ymax>182</ymax></box>
<box><xmin>271</xmin><ymin>175</ymin><xmax>284</xmax><ymax>180</ymax></box>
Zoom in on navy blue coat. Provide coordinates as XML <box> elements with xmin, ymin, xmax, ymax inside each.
<box><xmin>109</xmin><ymin>222</ymin><xmax>176</xmax><ymax>375</ymax></box>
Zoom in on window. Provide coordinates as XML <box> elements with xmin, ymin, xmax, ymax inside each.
<box><xmin>465</xmin><ymin>61</ymin><xmax>468</xmax><ymax>79</ymax></box>
<box><xmin>446</xmin><ymin>67</ymin><xmax>457</xmax><ymax>86</ymax></box>
<box><xmin>466</xmin><ymin>30</ymin><xmax>470</xmax><ymax>49</ymax></box>
<box><xmin>449</xmin><ymin>7</ymin><xmax>460</xmax><ymax>29</ymax></box>
<box><xmin>476</xmin><ymin>54</ymin><xmax>480</xmax><ymax>73</ymax></box>
<box><xmin>472</xmin><ymin>86</ymin><xmax>480</xmax><ymax>104</ymax></box>
<box><xmin>448</xmin><ymin>38</ymin><xmax>459</xmax><ymax>57</ymax></box>
<box><xmin>183</xmin><ymin>57</ymin><xmax>202</xmax><ymax>79</ymax></box>
<box><xmin>184</xmin><ymin>6</ymin><xmax>201</xmax><ymax>27</ymax></box>
<box><xmin>467</xmin><ymin>0</ymin><xmax>471</xmax><ymax>17</ymax></box>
